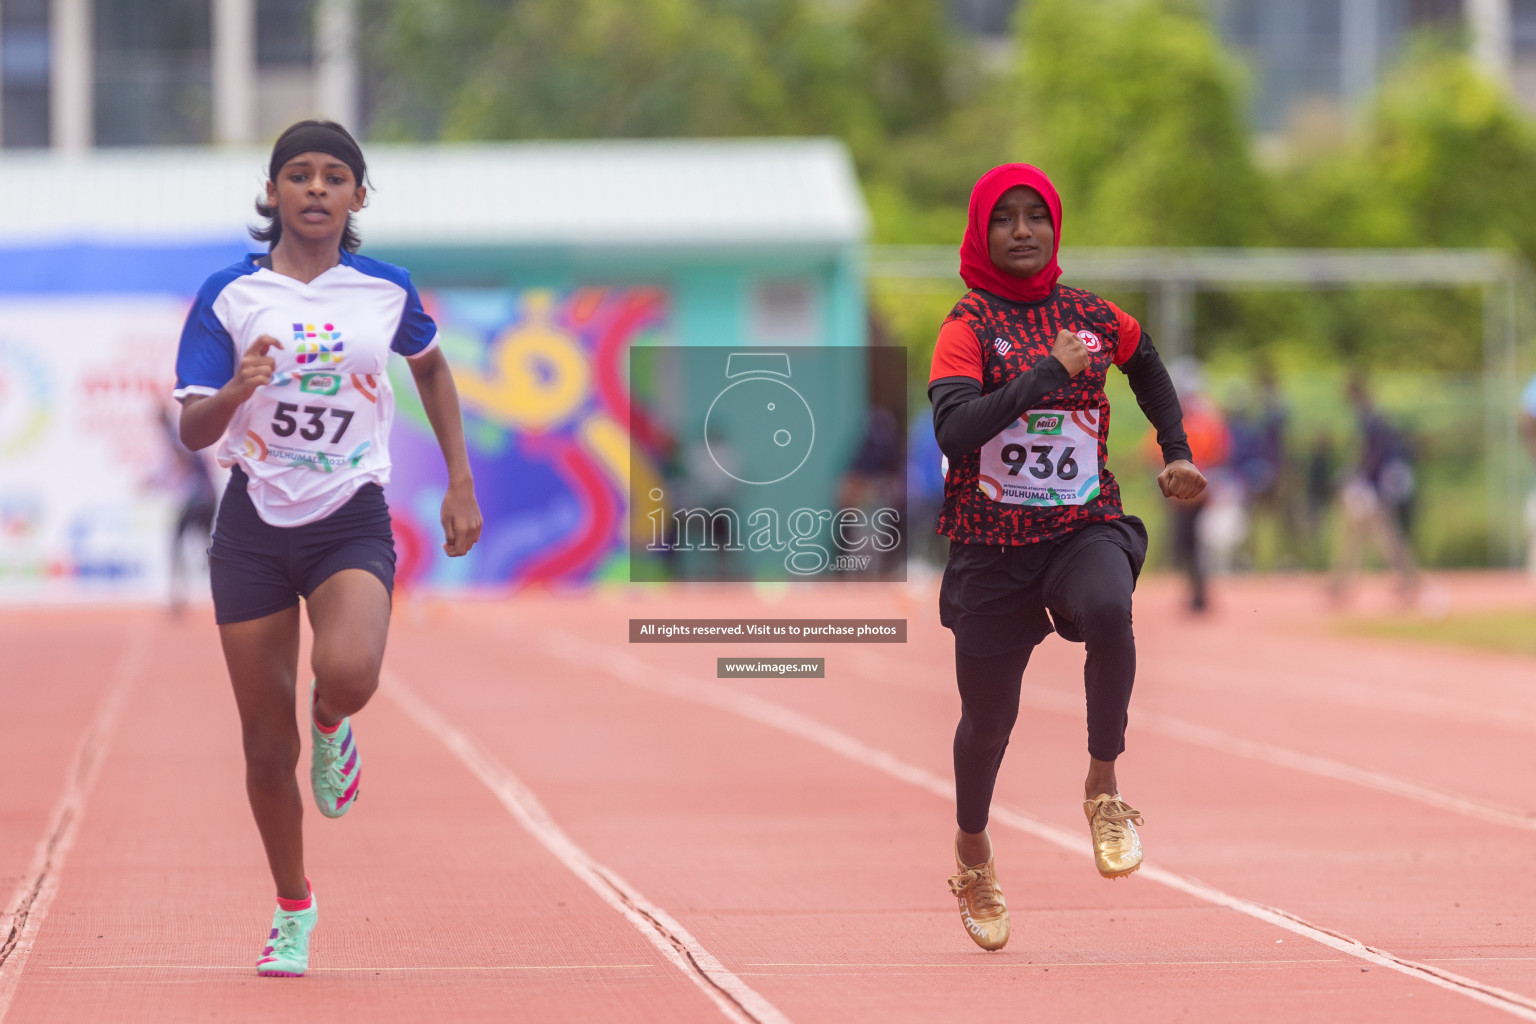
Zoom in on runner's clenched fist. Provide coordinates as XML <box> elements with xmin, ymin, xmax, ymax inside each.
<box><xmin>1157</xmin><ymin>459</ymin><xmax>1207</xmax><ymax>501</ymax></box>
<box><xmin>1051</xmin><ymin>329</ymin><xmax>1091</xmax><ymax>376</ymax></box>
<box><xmin>227</xmin><ymin>335</ymin><xmax>284</xmax><ymax>403</ymax></box>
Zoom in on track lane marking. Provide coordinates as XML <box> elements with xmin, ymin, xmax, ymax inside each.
<box><xmin>1160</xmin><ymin>669</ymin><xmax>1536</xmax><ymax>738</ymax></box>
<box><xmin>743</xmin><ymin>964</ymin><xmax>1357</xmax><ymax>970</ymax></box>
<box><xmin>0</xmin><ymin>625</ymin><xmax>147</xmax><ymax>1023</ymax></box>
<box><xmin>854</xmin><ymin>629</ymin><xmax>1536</xmax><ymax>738</ymax></box>
<box><xmin>848</xmin><ymin>648</ymin><xmax>1536</xmax><ymax>831</ymax></box>
<box><xmin>553</xmin><ymin>637</ymin><xmax>1536</xmax><ymax>1022</ymax></box>
<box><xmin>44</xmin><ymin>963</ymin><xmax>657</xmax><ymax>972</ymax></box>
<box><xmin>1013</xmin><ymin>684</ymin><xmax>1536</xmax><ymax>831</ymax></box>
<box><xmin>384</xmin><ymin>671</ymin><xmax>792</xmax><ymax>1024</ymax></box>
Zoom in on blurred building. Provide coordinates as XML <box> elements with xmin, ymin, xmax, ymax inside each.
<box><xmin>951</xmin><ymin>0</ymin><xmax>1018</xmax><ymax>36</ymax></box>
<box><xmin>1211</xmin><ymin>0</ymin><xmax>1536</xmax><ymax>130</ymax></box>
<box><xmin>1</xmin><ymin>0</ymin><xmax>352</xmax><ymax>150</ymax></box>
<box><xmin>0</xmin><ymin>140</ymin><xmax>870</xmax><ymax>597</ymax></box>
<box><xmin>959</xmin><ymin>0</ymin><xmax>1536</xmax><ymax>130</ymax></box>
<box><xmin>7</xmin><ymin>1</ymin><xmax>1535</xmax><ymax>150</ymax></box>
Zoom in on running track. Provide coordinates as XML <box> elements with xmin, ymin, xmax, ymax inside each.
<box><xmin>2</xmin><ymin>573</ymin><xmax>1533</xmax><ymax>1022</ymax></box>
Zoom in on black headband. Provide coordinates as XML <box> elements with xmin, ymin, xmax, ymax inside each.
<box><xmin>268</xmin><ymin>122</ymin><xmax>366</xmax><ymax>186</ymax></box>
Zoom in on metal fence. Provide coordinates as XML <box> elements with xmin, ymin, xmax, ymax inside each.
<box><xmin>867</xmin><ymin>245</ymin><xmax>1534</xmax><ymax>566</ymax></box>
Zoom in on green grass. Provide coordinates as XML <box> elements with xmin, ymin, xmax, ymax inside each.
<box><xmin>1341</xmin><ymin>610</ymin><xmax>1536</xmax><ymax>657</ymax></box>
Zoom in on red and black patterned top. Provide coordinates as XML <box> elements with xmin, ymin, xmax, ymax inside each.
<box><xmin>928</xmin><ymin>286</ymin><xmax>1146</xmax><ymax>546</ymax></box>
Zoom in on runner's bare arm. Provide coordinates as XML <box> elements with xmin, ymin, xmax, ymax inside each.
<box><xmin>179</xmin><ymin>336</ymin><xmax>284</xmax><ymax>450</ymax></box>
<box><xmin>407</xmin><ymin>347</ymin><xmax>483</xmax><ymax>557</ymax></box>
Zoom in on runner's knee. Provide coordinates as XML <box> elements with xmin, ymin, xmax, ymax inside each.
<box><xmin>312</xmin><ymin>651</ymin><xmax>381</xmax><ymax>711</ymax></box>
<box><xmin>242</xmin><ymin>728</ymin><xmax>300</xmax><ymax>777</ymax></box>
<box><xmin>956</xmin><ymin>710</ymin><xmax>1016</xmax><ymax>757</ymax></box>
<box><xmin>1075</xmin><ymin>595</ymin><xmax>1132</xmax><ymax>643</ymax></box>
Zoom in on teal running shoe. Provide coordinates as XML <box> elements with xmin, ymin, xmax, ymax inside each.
<box><xmin>256</xmin><ymin>899</ymin><xmax>318</xmax><ymax>977</ymax></box>
<box><xmin>310</xmin><ymin>680</ymin><xmax>361</xmax><ymax>818</ymax></box>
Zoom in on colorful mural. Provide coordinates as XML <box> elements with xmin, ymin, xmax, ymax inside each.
<box><xmin>387</xmin><ymin>287</ymin><xmax>668</xmax><ymax>590</ymax></box>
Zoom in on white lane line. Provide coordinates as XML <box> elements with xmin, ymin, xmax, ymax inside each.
<box><xmin>1010</xmin><ymin>684</ymin><xmax>1536</xmax><ymax>832</ymax></box>
<box><xmin>552</xmin><ymin>638</ymin><xmax>1536</xmax><ymax>1022</ymax></box>
<box><xmin>846</xmin><ymin>650</ymin><xmax>1536</xmax><ymax>832</ymax></box>
<box><xmin>744</xmin><ymin>958</ymin><xmax>1348</xmax><ymax>968</ymax></box>
<box><xmin>46</xmin><ymin>963</ymin><xmax>657</xmax><ymax>972</ymax></box>
<box><xmin>1166</xmin><ymin>670</ymin><xmax>1536</xmax><ymax>738</ymax></box>
<box><xmin>384</xmin><ymin>671</ymin><xmax>792</xmax><ymax>1024</ymax></box>
<box><xmin>0</xmin><ymin>626</ymin><xmax>147</xmax><ymax>1023</ymax></box>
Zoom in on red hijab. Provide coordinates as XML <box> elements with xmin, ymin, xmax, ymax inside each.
<box><xmin>959</xmin><ymin>163</ymin><xmax>1063</xmax><ymax>304</ymax></box>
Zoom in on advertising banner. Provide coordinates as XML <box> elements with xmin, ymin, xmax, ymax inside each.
<box><xmin>0</xmin><ymin>285</ymin><xmax>670</xmax><ymax>601</ymax></box>
<box><xmin>0</xmin><ymin>296</ymin><xmax>207</xmax><ymax>601</ymax></box>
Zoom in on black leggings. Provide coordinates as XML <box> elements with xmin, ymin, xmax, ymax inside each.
<box><xmin>952</xmin><ymin>538</ymin><xmax>1137</xmax><ymax>834</ymax></box>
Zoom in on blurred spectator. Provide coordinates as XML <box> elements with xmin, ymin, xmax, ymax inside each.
<box><xmin>905</xmin><ymin>409</ymin><xmax>947</xmax><ymax>569</ymax></box>
<box><xmin>1158</xmin><ymin>360</ymin><xmax>1232</xmax><ymax>613</ymax></box>
<box><xmin>837</xmin><ymin>406</ymin><xmax>906</xmax><ymax>577</ymax></box>
<box><xmin>1303</xmin><ymin>433</ymin><xmax>1337</xmax><ymax>562</ymax></box>
<box><xmin>1329</xmin><ymin>374</ymin><xmax>1418</xmax><ymax>603</ymax></box>
<box><xmin>1520</xmin><ymin>373</ymin><xmax>1536</xmax><ymax>578</ymax></box>
<box><xmin>155</xmin><ymin>405</ymin><xmax>217</xmax><ymax>615</ymax></box>
<box><xmin>1225</xmin><ymin>361</ymin><xmax>1307</xmax><ymax>568</ymax></box>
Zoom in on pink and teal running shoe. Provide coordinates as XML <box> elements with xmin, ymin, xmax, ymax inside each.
<box><xmin>256</xmin><ymin>898</ymin><xmax>318</xmax><ymax>977</ymax></box>
<box><xmin>310</xmin><ymin>681</ymin><xmax>361</xmax><ymax>818</ymax></box>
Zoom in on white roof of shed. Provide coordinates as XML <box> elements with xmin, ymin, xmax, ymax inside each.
<box><xmin>0</xmin><ymin>138</ymin><xmax>867</xmax><ymax>248</ymax></box>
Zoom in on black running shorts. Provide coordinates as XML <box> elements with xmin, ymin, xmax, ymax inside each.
<box><xmin>939</xmin><ymin>517</ymin><xmax>1147</xmax><ymax>658</ymax></box>
<box><xmin>209</xmin><ymin>467</ymin><xmax>396</xmax><ymax>625</ymax></box>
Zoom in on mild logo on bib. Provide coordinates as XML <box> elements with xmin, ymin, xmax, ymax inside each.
<box><xmin>299</xmin><ymin>372</ymin><xmax>341</xmax><ymax>396</ymax></box>
<box><xmin>1026</xmin><ymin>412</ymin><xmax>1064</xmax><ymax>435</ymax></box>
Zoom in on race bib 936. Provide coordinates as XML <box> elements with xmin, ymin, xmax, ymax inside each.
<box><xmin>978</xmin><ymin>408</ymin><xmax>1102</xmax><ymax>506</ymax></box>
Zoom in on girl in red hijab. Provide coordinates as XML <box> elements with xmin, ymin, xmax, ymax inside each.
<box><xmin>929</xmin><ymin>164</ymin><xmax>1207</xmax><ymax>951</ymax></box>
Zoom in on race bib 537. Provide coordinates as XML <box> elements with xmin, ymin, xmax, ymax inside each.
<box><xmin>236</xmin><ymin>370</ymin><xmax>377</xmax><ymax>473</ymax></box>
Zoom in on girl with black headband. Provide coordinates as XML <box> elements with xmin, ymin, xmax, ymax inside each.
<box><xmin>173</xmin><ymin>120</ymin><xmax>482</xmax><ymax>976</ymax></box>
<box><xmin>930</xmin><ymin>164</ymin><xmax>1205</xmax><ymax>950</ymax></box>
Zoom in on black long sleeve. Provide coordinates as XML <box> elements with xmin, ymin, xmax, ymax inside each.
<box><xmin>928</xmin><ymin>357</ymin><xmax>1071</xmax><ymax>461</ymax></box>
<box><xmin>1117</xmin><ymin>333</ymin><xmax>1191</xmax><ymax>464</ymax></box>
<box><xmin>928</xmin><ymin>333</ymin><xmax>1194</xmax><ymax>466</ymax></box>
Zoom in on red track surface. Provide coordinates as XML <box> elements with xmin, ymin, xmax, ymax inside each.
<box><xmin>2</xmin><ymin>573</ymin><xmax>1535</xmax><ymax>1022</ymax></box>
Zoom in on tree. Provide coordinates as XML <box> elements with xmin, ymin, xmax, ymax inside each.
<box><xmin>1282</xmin><ymin>41</ymin><xmax>1536</xmax><ymax>258</ymax></box>
<box><xmin>1269</xmin><ymin>40</ymin><xmax>1536</xmax><ymax>369</ymax></box>
<box><xmin>362</xmin><ymin>0</ymin><xmax>877</xmax><ymax>147</ymax></box>
<box><xmin>1012</xmin><ymin>0</ymin><xmax>1268</xmax><ymax>247</ymax></box>
<box><xmin>855</xmin><ymin>0</ymin><xmax>953</xmax><ymax>139</ymax></box>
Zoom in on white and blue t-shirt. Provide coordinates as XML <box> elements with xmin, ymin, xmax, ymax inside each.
<box><xmin>173</xmin><ymin>251</ymin><xmax>438</xmax><ymax>527</ymax></box>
